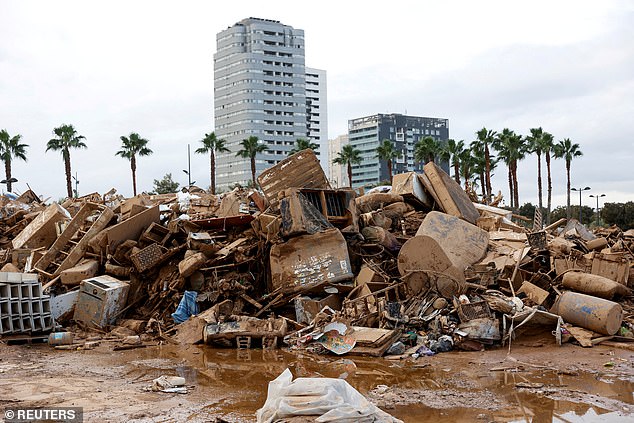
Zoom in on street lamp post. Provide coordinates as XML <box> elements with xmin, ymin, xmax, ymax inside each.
<box><xmin>589</xmin><ymin>194</ymin><xmax>606</xmax><ymax>226</ymax></box>
<box><xmin>0</xmin><ymin>177</ymin><xmax>18</xmax><ymax>194</ymax></box>
<box><xmin>570</xmin><ymin>186</ymin><xmax>591</xmax><ymax>223</ymax></box>
<box><xmin>182</xmin><ymin>144</ymin><xmax>192</xmax><ymax>188</ymax></box>
<box><xmin>72</xmin><ymin>172</ymin><xmax>79</xmax><ymax>198</ymax></box>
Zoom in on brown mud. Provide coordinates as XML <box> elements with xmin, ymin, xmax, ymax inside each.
<box><xmin>1</xmin><ymin>332</ymin><xmax>633</xmax><ymax>422</ymax></box>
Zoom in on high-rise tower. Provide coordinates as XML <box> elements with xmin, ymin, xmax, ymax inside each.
<box><xmin>214</xmin><ymin>18</ymin><xmax>307</xmax><ymax>189</ymax></box>
<box><xmin>305</xmin><ymin>67</ymin><xmax>328</xmax><ymax>176</ymax></box>
<box><xmin>348</xmin><ymin>113</ymin><xmax>449</xmax><ymax>188</ymax></box>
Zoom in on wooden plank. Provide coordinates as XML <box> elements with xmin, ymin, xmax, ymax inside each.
<box><xmin>591</xmin><ymin>253</ymin><xmax>630</xmax><ymax>284</ymax></box>
<box><xmin>517</xmin><ymin>281</ymin><xmax>550</xmax><ymax>305</ymax></box>
<box><xmin>240</xmin><ymin>293</ymin><xmax>263</xmax><ymax>309</ymax></box>
<box><xmin>216</xmin><ymin>237</ymin><xmax>248</xmax><ymax>259</ymax></box>
<box><xmin>56</xmin><ymin>206</ymin><xmax>114</xmax><ymax>275</ymax></box>
<box><xmin>12</xmin><ymin>203</ymin><xmax>70</xmax><ymax>249</ymax></box>
<box><xmin>34</xmin><ymin>202</ymin><xmax>101</xmax><ymax>273</ymax></box>
<box><xmin>100</xmin><ymin>205</ymin><xmax>160</xmax><ymax>254</ymax></box>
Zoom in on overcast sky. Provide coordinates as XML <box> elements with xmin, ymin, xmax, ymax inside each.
<box><xmin>1</xmin><ymin>0</ymin><xmax>632</xmax><ymax>209</ymax></box>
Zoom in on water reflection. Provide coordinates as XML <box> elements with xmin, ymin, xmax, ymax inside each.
<box><xmin>121</xmin><ymin>344</ymin><xmax>633</xmax><ymax>422</ymax></box>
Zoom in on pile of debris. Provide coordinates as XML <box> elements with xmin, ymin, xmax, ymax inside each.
<box><xmin>0</xmin><ymin>149</ymin><xmax>632</xmax><ymax>357</ymax></box>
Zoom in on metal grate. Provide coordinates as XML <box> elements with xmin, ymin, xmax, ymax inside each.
<box><xmin>302</xmin><ymin>191</ymin><xmax>322</xmax><ymax>211</ymax></box>
<box><xmin>325</xmin><ymin>192</ymin><xmax>346</xmax><ymax>217</ymax></box>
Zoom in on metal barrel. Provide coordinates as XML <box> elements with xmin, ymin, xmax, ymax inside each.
<box><xmin>551</xmin><ymin>292</ymin><xmax>622</xmax><ymax>335</ymax></box>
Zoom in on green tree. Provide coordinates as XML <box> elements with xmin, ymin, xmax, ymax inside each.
<box><xmin>493</xmin><ymin>128</ymin><xmax>527</xmax><ymax>208</ymax></box>
<box><xmin>551</xmin><ymin>205</ymin><xmax>594</xmax><ymax>225</ymax></box>
<box><xmin>375</xmin><ymin>139</ymin><xmax>402</xmax><ymax>184</ymax></box>
<box><xmin>116</xmin><ymin>133</ymin><xmax>153</xmax><ymax>196</ymax></box>
<box><xmin>441</xmin><ymin>139</ymin><xmax>464</xmax><ymax>185</ymax></box>
<box><xmin>601</xmin><ymin>202</ymin><xmax>634</xmax><ymax>230</ymax></box>
<box><xmin>236</xmin><ymin>136</ymin><xmax>269</xmax><ymax>186</ymax></box>
<box><xmin>413</xmin><ymin>136</ymin><xmax>440</xmax><ymax>165</ymax></box>
<box><xmin>553</xmin><ymin>138</ymin><xmax>583</xmax><ymax>220</ymax></box>
<box><xmin>195</xmin><ymin>132</ymin><xmax>229</xmax><ymax>195</ymax></box>
<box><xmin>0</xmin><ymin>129</ymin><xmax>28</xmax><ymax>192</ymax></box>
<box><xmin>152</xmin><ymin>173</ymin><xmax>180</xmax><ymax>194</ymax></box>
<box><xmin>289</xmin><ymin>138</ymin><xmax>319</xmax><ymax>155</ymax></box>
<box><xmin>474</xmin><ymin>127</ymin><xmax>497</xmax><ymax>203</ymax></box>
<box><xmin>46</xmin><ymin>124</ymin><xmax>87</xmax><ymax>198</ymax></box>
<box><xmin>332</xmin><ymin>144</ymin><xmax>362</xmax><ymax>188</ymax></box>
<box><xmin>518</xmin><ymin>202</ymin><xmax>536</xmax><ymax>220</ymax></box>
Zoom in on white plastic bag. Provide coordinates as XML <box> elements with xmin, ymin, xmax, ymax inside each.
<box><xmin>256</xmin><ymin>368</ymin><xmax>402</xmax><ymax>423</ymax></box>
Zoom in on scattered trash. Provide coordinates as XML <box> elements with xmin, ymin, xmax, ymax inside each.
<box><xmin>0</xmin><ymin>151</ymin><xmax>632</xmax><ymax>376</ymax></box>
<box><xmin>151</xmin><ymin>375</ymin><xmax>187</xmax><ymax>394</ymax></box>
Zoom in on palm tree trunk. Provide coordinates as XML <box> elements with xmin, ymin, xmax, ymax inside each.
<box><xmin>507</xmin><ymin>165</ymin><xmax>514</xmax><ymax>208</ymax></box>
<box><xmin>513</xmin><ymin>160</ymin><xmax>519</xmax><ymax>208</ymax></box>
<box><xmin>536</xmin><ymin>151</ymin><xmax>543</xmax><ymax>216</ymax></box>
<box><xmin>64</xmin><ymin>150</ymin><xmax>73</xmax><ymax>198</ymax></box>
<box><xmin>484</xmin><ymin>144</ymin><xmax>491</xmax><ymax>203</ymax></box>
<box><xmin>429</xmin><ymin>153</ymin><xmax>434</xmax><ymax>164</ymax></box>
<box><xmin>5</xmin><ymin>159</ymin><xmax>12</xmax><ymax>192</ymax></box>
<box><xmin>566</xmin><ymin>160</ymin><xmax>571</xmax><ymax>220</ymax></box>
<box><xmin>546</xmin><ymin>152</ymin><xmax>552</xmax><ymax>225</ymax></box>
<box><xmin>480</xmin><ymin>171</ymin><xmax>486</xmax><ymax>200</ymax></box>
<box><xmin>453</xmin><ymin>159</ymin><xmax>460</xmax><ymax>185</ymax></box>
<box><xmin>250</xmin><ymin>157</ymin><xmax>256</xmax><ymax>187</ymax></box>
<box><xmin>347</xmin><ymin>162</ymin><xmax>353</xmax><ymax>188</ymax></box>
<box><xmin>131</xmin><ymin>155</ymin><xmax>137</xmax><ymax>196</ymax></box>
<box><xmin>387</xmin><ymin>159</ymin><xmax>393</xmax><ymax>185</ymax></box>
<box><xmin>210</xmin><ymin>151</ymin><xmax>216</xmax><ymax>195</ymax></box>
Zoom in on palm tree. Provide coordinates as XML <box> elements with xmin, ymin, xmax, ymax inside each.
<box><xmin>526</xmin><ymin>127</ymin><xmax>544</xmax><ymax>224</ymax></box>
<box><xmin>0</xmin><ymin>130</ymin><xmax>28</xmax><ymax>193</ymax></box>
<box><xmin>116</xmin><ymin>133</ymin><xmax>153</xmax><ymax>196</ymax></box>
<box><xmin>469</xmin><ymin>140</ymin><xmax>487</xmax><ymax>199</ymax></box>
<box><xmin>236</xmin><ymin>136</ymin><xmax>269</xmax><ymax>186</ymax></box>
<box><xmin>458</xmin><ymin>148</ymin><xmax>477</xmax><ymax>192</ymax></box>
<box><xmin>195</xmin><ymin>132</ymin><xmax>229</xmax><ymax>195</ymax></box>
<box><xmin>333</xmin><ymin>144</ymin><xmax>362</xmax><ymax>188</ymax></box>
<box><xmin>474</xmin><ymin>128</ymin><xmax>497</xmax><ymax>203</ymax></box>
<box><xmin>289</xmin><ymin>138</ymin><xmax>319</xmax><ymax>155</ymax></box>
<box><xmin>554</xmin><ymin>138</ymin><xmax>583</xmax><ymax>220</ymax></box>
<box><xmin>493</xmin><ymin>129</ymin><xmax>527</xmax><ymax>208</ymax></box>
<box><xmin>413</xmin><ymin>136</ymin><xmax>440</xmax><ymax>165</ymax></box>
<box><xmin>441</xmin><ymin>139</ymin><xmax>464</xmax><ymax>184</ymax></box>
<box><xmin>375</xmin><ymin>139</ymin><xmax>402</xmax><ymax>184</ymax></box>
<box><xmin>542</xmin><ymin>132</ymin><xmax>555</xmax><ymax>224</ymax></box>
<box><xmin>46</xmin><ymin>124</ymin><xmax>87</xmax><ymax>198</ymax></box>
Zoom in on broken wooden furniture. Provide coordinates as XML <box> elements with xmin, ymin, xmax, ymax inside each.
<box><xmin>33</xmin><ymin>203</ymin><xmax>114</xmax><ymax>279</ymax></box>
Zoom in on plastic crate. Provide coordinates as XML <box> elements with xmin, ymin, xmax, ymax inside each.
<box><xmin>457</xmin><ymin>300</ymin><xmax>492</xmax><ymax>322</ymax></box>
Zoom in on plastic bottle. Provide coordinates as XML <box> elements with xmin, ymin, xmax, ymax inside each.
<box><xmin>48</xmin><ymin>332</ymin><xmax>74</xmax><ymax>346</ymax></box>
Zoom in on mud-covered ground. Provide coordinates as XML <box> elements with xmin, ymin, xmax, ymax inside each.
<box><xmin>1</xmin><ymin>331</ymin><xmax>633</xmax><ymax>422</ymax></box>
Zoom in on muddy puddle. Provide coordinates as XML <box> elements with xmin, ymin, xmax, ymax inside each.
<box><xmin>109</xmin><ymin>343</ymin><xmax>633</xmax><ymax>422</ymax></box>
